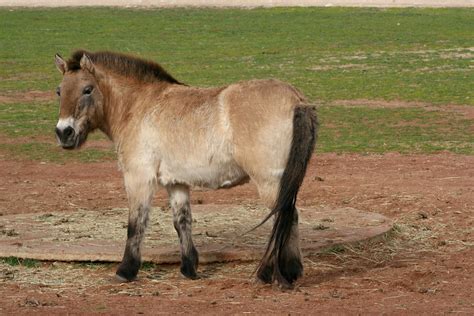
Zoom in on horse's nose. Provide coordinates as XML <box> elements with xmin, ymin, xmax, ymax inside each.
<box><xmin>55</xmin><ymin>126</ymin><xmax>75</xmax><ymax>142</ymax></box>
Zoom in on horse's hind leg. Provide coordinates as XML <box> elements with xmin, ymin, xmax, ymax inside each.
<box><xmin>116</xmin><ymin>170</ymin><xmax>155</xmax><ymax>282</ymax></box>
<box><xmin>278</xmin><ymin>210</ymin><xmax>303</xmax><ymax>284</ymax></box>
<box><xmin>167</xmin><ymin>184</ymin><xmax>199</xmax><ymax>279</ymax></box>
<box><xmin>257</xmin><ymin>215</ymin><xmax>302</xmax><ymax>285</ymax></box>
<box><xmin>246</xmin><ymin>105</ymin><xmax>316</xmax><ymax>287</ymax></box>
<box><xmin>255</xmin><ymin>182</ymin><xmax>303</xmax><ymax>286</ymax></box>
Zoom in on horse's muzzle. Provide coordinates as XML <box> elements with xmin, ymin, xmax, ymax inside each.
<box><xmin>55</xmin><ymin>126</ymin><xmax>76</xmax><ymax>149</ymax></box>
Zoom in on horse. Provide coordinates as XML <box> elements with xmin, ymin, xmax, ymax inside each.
<box><xmin>54</xmin><ymin>50</ymin><xmax>317</xmax><ymax>288</ymax></box>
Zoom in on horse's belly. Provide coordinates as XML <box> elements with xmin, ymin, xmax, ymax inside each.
<box><xmin>158</xmin><ymin>157</ymin><xmax>248</xmax><ymax>189</ymax></box>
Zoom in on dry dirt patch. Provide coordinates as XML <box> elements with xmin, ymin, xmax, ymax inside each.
<box><xmin>0</xmin><ymin>91</ymin><xmax>54</xmax><ymax>104</ymax></box>
<box><xmin>0</xmin><ymin>153</ymin><xmax>473</xmax><ymax>314</ymax></box>
<box><xmin>330</xmin><ymin>99</ymin><xmax>474</xmax><ymax>119</ymax></box>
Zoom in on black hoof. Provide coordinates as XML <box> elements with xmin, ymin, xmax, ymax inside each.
<box><xmin>116</xmin><ymin>260</ymin><xmax>140</xmax><ymax>282</ymax></box>
<box><xmin>180</xmin><ymin>247</ymin><xmax>199</xmax><ymax>279</ymax></box>
<box><xmin>114</xmin><ymin>273</ymin><xmax>136</xmax><ymax>283</ymax></box>
<box><xmin>180</xmin><ymin>265</ymin><xmax>198</xmax><ymax>280</ymax></box>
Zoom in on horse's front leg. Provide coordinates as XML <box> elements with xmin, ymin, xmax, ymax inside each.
<box><xmin>116</xmin><ymin>171</ymin><xmax>155</xmax><ymax>282</ymax></box>
<box><xmin>167</xmin><ymin>184</ymin><xmax>199</xmax><ymax>279</ymax></box>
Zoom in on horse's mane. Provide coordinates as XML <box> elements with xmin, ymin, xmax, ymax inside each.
<box><xmin>67</xmin><ymin>50</ymin><xmax>183</xmax><ymax>85</ymax></box>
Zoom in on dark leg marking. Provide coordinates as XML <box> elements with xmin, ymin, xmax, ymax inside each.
<box><xmin>168</xmin><ymin>185</ymin><xmax>199</xmax><ymax>279</ymax></box>
<box><xmin>173</xmin><ymin>203</ymin><xmax>199</xmax><ymax>279</ymax></box>
<box><xmin>116</xmin><ymin>204</ymin><xmax>149</xmax><ymax>281</ymax></box>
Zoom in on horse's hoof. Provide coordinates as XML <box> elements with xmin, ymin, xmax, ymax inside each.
<box><xmin>180</xmin><ymin>267</ymin><xmax>199</xmax><ymax>280</ymax></box>
<box><xmin>115</xmin><ymin>267</ymin><xmax>138</xmax><ymax>282</ymax></box>
<box><xmin>114</xmin><ymin>273</ymin><xmax>136</xmax><ymax>283</ymax></box>
<box><xmin>181</xmin><ymin>273</ymin><xmax>200</xmax><ymax>280</ymax></box>
<box><xmin>277</xmin><ymin>279</ymin><xmax>295</xmax><ymax>290</ymax></box>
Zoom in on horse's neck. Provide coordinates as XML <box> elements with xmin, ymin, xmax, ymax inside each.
<box><xmin>99</xmin><ymin>76</ymin><xmax>168</xmax><ymax>142</ymax></box>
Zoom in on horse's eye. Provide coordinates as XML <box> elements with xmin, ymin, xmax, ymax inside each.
<box><xmin>56</xmin><ymin>87</ymin><xmax>61</xmax><ymax>96</ymax></box>
<box><xmin>83</xmin><ymin>86</ymin><xmax>93</xmax><ymax>95</ymax></box>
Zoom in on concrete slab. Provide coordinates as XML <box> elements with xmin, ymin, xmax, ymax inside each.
<box><xmin>0</xmin><ymin>204</ymin><xmax>393</xmax><ymax>264</ymax></box>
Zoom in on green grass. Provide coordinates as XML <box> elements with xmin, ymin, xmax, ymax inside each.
<box><xmin>0</xmin><ymin>7</ymin><xmax>472</xmax><ymax>104</ymax></box>
<box><xmin>0</xmin><ymin>101</ymin><xmax>115</xmax><ymax>162</ymax></box>
<box><xmin>0</xmin><ymin>142</ymin><xmax>116</xmax><ymax>163</ymax></box>
<box><xmin>0</xmin><ymin>257</ymin><xmax>40</xmax><ymax>268</ymax></box>
<box><xmin>0</xmin><ymin>8</ymin><xmax>473</xmax><ymax>160</ymax></box>
<box><xmin>318</xmin><ymin>106</ymin><xmax>474</xmax><ymax>154</ymax></box>
<box><xmin>0</xmin><ymin>102</ymin><xmax>56</xmax><ymax>137</ymax></box>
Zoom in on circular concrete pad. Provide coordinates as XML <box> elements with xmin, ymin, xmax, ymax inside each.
<box><xmin>0</xmin><ymin>205</ymin><xmax>392</xmax><ymax>264</ymax></box>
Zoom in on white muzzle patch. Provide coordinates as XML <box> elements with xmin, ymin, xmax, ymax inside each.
<box><xmin>56</xmin><ymin>117</ymin><xmax>75</xmax><ymax>132</ymax></box>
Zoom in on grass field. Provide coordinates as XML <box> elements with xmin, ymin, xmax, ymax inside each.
<box><xmin>0</xmin><ymin>7</ymin><xmax>472</xmax><ymax>160</ymax></box>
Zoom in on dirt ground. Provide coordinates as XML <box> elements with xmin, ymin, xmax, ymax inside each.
<box><xmin>0</xmin><ymin>152</ymin><xmax>473</xmax><ymax>314</ymax></box>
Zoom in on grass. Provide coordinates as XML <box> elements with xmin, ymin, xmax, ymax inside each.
<box><xmin>318</xmin><ymin>105</ymin><xmax>474</xmax><ymax>154</ymax></box>
<box><xmin>0</xmin><ymin>102</ymin><xmax>57</xmax><ymax>137</ymax></box>
<box><xmin>0</xmin><ymin>7</ymin><xmax>472</xmax><ymax>104</ymax></box>
<box><xmin>0</xmin><ymin>142</ymin><xmax>115</xmax><ymax>163</ymax></box>
<box><xmin>0</xmin><ymin>257</ymin><xmax>40</xmax><ymax>268</ymax></box>
<box><xmin>0</xmin><ymin>102</ymin><xmax>116</xmax><ymax>162</ymax></box>
<box><xmin>0</xmin><ymin>7</ymin><xmax>472</xmax><ymax>160</ymax></box>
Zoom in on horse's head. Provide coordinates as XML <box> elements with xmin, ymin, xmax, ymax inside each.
<box><xmin>54</xmin><ymin>53</ymin><xmax>104</xmax><ymax>149</ymax></box>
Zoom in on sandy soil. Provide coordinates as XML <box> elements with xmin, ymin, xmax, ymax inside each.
<box><xmin>0</xmin><ymin>152</ymin><xmax>473</xmax><ymax>314</ymax></box>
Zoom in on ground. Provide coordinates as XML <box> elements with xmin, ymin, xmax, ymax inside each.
<box><xmin>1</xmin><ymin>152</ymin><xmax>472</xmax><ymax>314</ymax></box>
<box><xmin>0</xmin><ymin>5</ymin><xmax>472</xmax><ymax>314</ymax></box>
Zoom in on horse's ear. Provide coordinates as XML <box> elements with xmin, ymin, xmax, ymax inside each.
<box><xmin>55</xmin><ymin>53</ymin><xmax>67</xmax><ymax>74</ymax></box>
<box><xmin>80</xmin><ymin>54</ymin><xmax>95</xmax><ymax>74</ymax></box>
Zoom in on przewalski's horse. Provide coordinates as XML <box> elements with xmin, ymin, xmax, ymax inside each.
<box><xmin>54</xmin><ymin>50</ymin><xmax>317</xmax><ymax>288</ymax></box>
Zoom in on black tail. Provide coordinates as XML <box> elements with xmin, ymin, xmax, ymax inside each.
<box><xmin>256</xmin><ymin>105</ymin><xmax>318</xmax><ymax>287</ymax></box>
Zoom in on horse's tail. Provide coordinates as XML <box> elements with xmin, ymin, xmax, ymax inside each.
<box><xmin>257</xmin><ymin>104</ymin><xmax>318</xmax><ymax>286</ymax></box>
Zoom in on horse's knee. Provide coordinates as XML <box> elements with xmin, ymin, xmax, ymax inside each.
<box><xmin>168</xmin><ymin>185</ymin><xmax>191</xmax><ymax>232</ymax></box>
<box><xmin>168</xmin><ymin>185</ymin><xmax>190</xmax><ymax>210</ymax></box>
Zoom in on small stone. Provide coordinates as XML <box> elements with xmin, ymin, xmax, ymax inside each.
<box><xmin>417</xmin><ymin>212</ymin><xmax>428</xmax><ymax>219</ymax></box>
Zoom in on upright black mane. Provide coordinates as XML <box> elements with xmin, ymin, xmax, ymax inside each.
<box><xmin>67</xmin><ymin>50</ymin><xmax>183</xmax><ymax>85</ymax></box>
